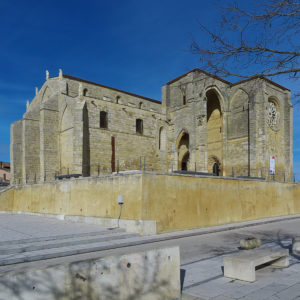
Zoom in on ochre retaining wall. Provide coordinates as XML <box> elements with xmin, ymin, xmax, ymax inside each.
<box><xmin>0</xmin><ymin>172</ymin><xmax>299</xmax><ymax>233</ymax></box>
<box><xmin>141</xmin><ymin>174</ymin><xmax>300</xmax><ymax>232</ymax></box>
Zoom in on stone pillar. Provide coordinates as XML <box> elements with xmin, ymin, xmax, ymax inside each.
<box><xmin>40</xmin><ymin>98</ymin><xmax>59</xmax><ymax>181</ymax></box>
<box><xmin>23</xmin><ymin>119</ymin><xmax>40</xmax><ymax>183</ymax></box>
<box><xmin>72</xmin><ymin>101</ymin><xmax>87</xmax><ymax>175</ymax></box>
<box><xmin>10</xmin><ymin>121</ymin><xmax>24</xmax><ymax>184</ymax></box>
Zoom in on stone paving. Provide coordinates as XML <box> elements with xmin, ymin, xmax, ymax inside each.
<box><xmin>0</xmin><ymin>213</ymin><xmax>299</xmax><ymax>299</ymax></box>
<box><xmin>0</xmin><ymin>213</ymin><xmax>110</xmax><ymax>241</ymax></box>
<box><xmin>181</xmin><ymin>241</ymin><xmax>300</xmax><ymax>300</ymax></box>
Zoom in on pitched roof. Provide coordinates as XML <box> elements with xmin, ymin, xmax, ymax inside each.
<box><xmin>166</xmin><ymin>68</ymin><xmax>290</xmax><ymax>91</ymax></box>
<box><xmin>166</xmin><ymin>68</ymin><xmax>231</xmax><ymax>85</ymax></box>
<box><xmin>62</xmin><ymin>75</ymin><xmax>161</xmax><ymax>104</ymax></box>
<box><xmin>231</xmin><ymin>75</ymin><xmax>290</xmax><ymax>91</ymax></box>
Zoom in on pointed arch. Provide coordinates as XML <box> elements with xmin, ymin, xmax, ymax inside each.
<box><xmin>41</xmin><ymin>86</ymin><xmax>53</xmax><ymax>103</ymax></box>
<box><xmin>229</xmin><ymin>89</ymin><xmax>249</xmax><ymax>139</ymax></box>
<box><xmin>176</xmin><ymin>130</ymin><xmax>190</xmax><ymax>171</ymax></box>
<box><xmin>206</xmin><ymin>89</ymin><xmax>223</xmax><ymax>175</ymax></box>
<box><xmin>204</xmin><ymin>85</ymin><xmax>225</xmax><ymax>113</ymax></box>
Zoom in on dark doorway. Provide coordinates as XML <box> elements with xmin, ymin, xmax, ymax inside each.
<box><xmin>213</xmin><ymin>162</ymin><xmax>220</xmax><ymax>176</ymax></box>
<box><xmin>181</xmin><ymin>152</ymin><xmax>189</xmax><ymax>171</ymax></box>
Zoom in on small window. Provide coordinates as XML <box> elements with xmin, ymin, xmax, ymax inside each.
<box><xmin>83</xmin><ymin>88</ymin><xmax>88</xmax><ymax>96</ymax></box>
<box><xmin>116</xmin><ymin>95</ymin><xmax>120</xmax><ymax>104</ymax></box>
<box><xmin>100</xmin><ymin>111</ymin><xmax>108</xmax><ymax>128</ymax></box>
<box><xmin>183</xmin><ymin>95</ymin><xmax>186</xmax><ymax>105</ymax></box>
<box><xmin>139</xmin><ymin>102</ymin><xmax>143</xmax><ymax>109</ymax></box>
<box><xmin>136</xmin><ymin>119</ymin><xmax>143</xmax><ymax>134</ymax></box>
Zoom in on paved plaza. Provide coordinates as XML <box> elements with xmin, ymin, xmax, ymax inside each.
<box><xmin>0</xmin><ymin>213</ymin><xmax>299</xmax><ymax>299</ymax></box>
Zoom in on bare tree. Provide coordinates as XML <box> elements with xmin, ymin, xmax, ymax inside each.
<box><xmin>191</xmin><ymin>0</ymin><xmax>299</xmax><ymax>83</ymax></box>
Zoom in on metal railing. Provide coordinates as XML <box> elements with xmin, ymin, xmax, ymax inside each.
<box><xmin>18</xmin><ymin>157</ymin><xmax>296</xmax><ymax>184</ymax></box>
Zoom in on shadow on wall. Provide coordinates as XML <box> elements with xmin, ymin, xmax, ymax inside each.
<box><xmin>0</xmin><ymin>247</ymin><xmax>180</xmax><ymax>300</ymax></box>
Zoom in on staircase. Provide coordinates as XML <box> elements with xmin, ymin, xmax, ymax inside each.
<box><xmin>0</xmin><ymin>227</ymin><xmax>141</xmax><ymax>266</ymax></box>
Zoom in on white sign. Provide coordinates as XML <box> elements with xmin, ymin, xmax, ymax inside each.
<box><xmin>269</xmin><ymin>156</ymin><xmax>275</xmax><ymax>174</ymax></box>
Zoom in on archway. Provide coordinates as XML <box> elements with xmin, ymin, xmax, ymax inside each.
<box><xmin>206</xmin><ymin>89</ymin><xmax>223</xmax><ymax>175</ymax></box>
<box><xmin>181</xmin><ymin>152</ymin><xmax>190</xmax><ymax>171</ymax></box>
<box><xmin>177</xmin><ymin>131</ymin><xmax>190</xmax><ymax>171</ymax></box>
<box><xmin>208</xmin><ymin>155</ymin><xmax>222</xmax><ymax>176</ymax></box>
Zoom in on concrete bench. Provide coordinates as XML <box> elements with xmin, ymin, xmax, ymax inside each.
<box><xmin>292</xmin><ymin>237</ymin><xmax>300</xmax><ymax>254</ymax></box>
<box><xmin>224</xmin><ymin>248</ymin><xmax>289</xmax><ymax>282</ymax></box>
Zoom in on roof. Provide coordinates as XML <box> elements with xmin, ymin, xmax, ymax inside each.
<box><xmin>166</xmin><ymin>68</ymin><xmax>231</xmax><ymax>85</ymax></box>
<box><xmin>62</xmin><ymin>75</ymin><xmax>161</xmax><ymax>104</ymax></box>
<box><xmin>0</xmin><ymin>162</ymin><xmax>10</xmax><ymax>170</ymax></box>
<box><xmin>230</xmin><ymin>75</ymin><xmax>290</xmax><ymax>91</ymax></box>
<box><xmin>166</xmin><ymin>68</ymin><xmax>290</xmax><ymax>91</ymax></box>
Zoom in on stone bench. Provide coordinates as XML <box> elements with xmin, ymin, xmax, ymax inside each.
<box><xmin>224</xmin><ymin>248</ymin><xmax>289</xmax><ymax>282</ymax></box>
<box><xmin>292</xmin><ymin>237</ymin><xmax>300</xmax><ymax>254</ymax></box>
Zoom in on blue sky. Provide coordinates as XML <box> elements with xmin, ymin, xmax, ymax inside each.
<box><xmin>0</xmin><ymin>0</ymin><xmax>299</xmax><ymax>179</ymax></box>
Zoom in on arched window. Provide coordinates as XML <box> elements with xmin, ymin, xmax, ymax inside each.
<box><xmin>136</xmin><ymin>119</ymin><xmax>143</xmax><ymax>134</ymax></box>
<box><xmin>83</xmin><ymin>88</ymin><xmax>88</xmax><ymax>96</ymax></box>
<box><xmin>100</xmin><ymin>111</ymin><xmax>108</xmax><ymax>129</ymax></box>
<box><xmin>267</xmin><ymin>97</ymin><xmax>280</xmax><ymax>131</ymax></box>
<box><xmin>139</xmin><ymin>102</ymin><xmax>143</xmax><ymax>109</ymax></box>
<box><xmin>116</xmin><ymin>95</ymin><xmax>120</xmax><ymax>104</ymax></box>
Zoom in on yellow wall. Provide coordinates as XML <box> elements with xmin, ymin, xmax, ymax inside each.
<box><xmin>141</xmin><ymin>174</ymin><xmax>299</xmax><ymax>232</ymax></box>
<box><xmin>0</xmin><ymin>173</ymin><xmax>299</xmax><ymax>233</ymax></box>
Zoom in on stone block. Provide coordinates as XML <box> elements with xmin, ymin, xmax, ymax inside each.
<box><xmin>224</xmin><ymin>248</ymin><xmax>289</xmax><ymax>282</ymax></box>
<box><xmin>0</xmin><ymin>246</ymin><xmax>181</xmax><ymax>300</ymax></box>
<box><xmin>292</xmin><ymin>237</ymin><xmax>300</xmax><ymax>254</ymax></box>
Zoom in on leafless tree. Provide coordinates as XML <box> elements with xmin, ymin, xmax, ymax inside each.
<box><xmin>191</xmin><ymin>0</ymin><xmax>299</xmax><ymax>88</ymax></box>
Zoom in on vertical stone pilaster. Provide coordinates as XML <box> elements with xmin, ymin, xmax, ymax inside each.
<box><xmin>10</xmin><ymin>121</ymin><xmax>24</xmax><ymax>184</ymax></box>
<box><xmin>72</xmin><ymin>101</ymin><xmax>86</xmax><ymax>174</ymax></box>
<box><xmin>23</xmin><ymin>119</ymin><xmax>40</xmax><ymax>183</ymax></box>
<box><xmin>40</xmin><ymin>97</ymin><xmax>59</xmax><ymax>181</ymax></box>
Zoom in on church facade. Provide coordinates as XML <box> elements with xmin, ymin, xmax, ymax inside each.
<box><xmin>10</xmin><ymin>68</ymin><xmax>293</xmax><ymax>184</ymax></box>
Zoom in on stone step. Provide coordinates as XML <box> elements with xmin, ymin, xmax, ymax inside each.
<box><xmin>0</xmin><ymin>231</ymin><xmax>138</xmax><ymax>255</ymax></box>
<box><xmin>0</xmin><ymin>235</ymin><xmax>152</xmax><ymax>266</ymax></box>
<box><xmin>0</xmin><ymin>227</ymin><xmax>125</xmax><ymax>246</ymax></box>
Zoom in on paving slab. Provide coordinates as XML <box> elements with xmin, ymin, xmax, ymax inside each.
<box><xmin>0</xmin><ymin>213</ymin><xmax>300</xmax><ymax>299</ymax></box>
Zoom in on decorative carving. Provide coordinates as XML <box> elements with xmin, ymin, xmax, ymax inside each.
<box><xmin>267</xmin><ymin>101</ymin><xmax>280</xmax><ymax>130</ymax></box>
<box><xmin>197</xmin><ymin>114</ymin><xmax>206</xmax><ymax>126</ymax></box>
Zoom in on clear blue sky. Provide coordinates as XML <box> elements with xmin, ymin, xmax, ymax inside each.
<box><xmin>0</xmin><ymin>0</ymin><xmax>299</xmax><ymax>179</ymax></box>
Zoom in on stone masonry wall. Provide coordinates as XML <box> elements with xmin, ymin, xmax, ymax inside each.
<box><xmin>10</xmin><ymin>69</ymin><xmax>293</xmax><ymax>183</ymax></box>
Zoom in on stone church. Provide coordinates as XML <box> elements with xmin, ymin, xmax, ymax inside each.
<box><xmin>10</xmin><ymin>68</ymin><xmax>293</xmax><ymax>184</ymax></box>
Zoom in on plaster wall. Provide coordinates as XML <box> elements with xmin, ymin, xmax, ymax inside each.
<box><xmin>0</xmin><ymin>173</ymin><xmax>299</xmax><ymax>234</ymax></box>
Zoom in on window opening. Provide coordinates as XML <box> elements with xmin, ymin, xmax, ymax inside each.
<box><xmin>136</xmin><ymin>119</ymin><xmax>143</xmax><ymax>134</ymax></box>
<box><xmin>100</xmin><ymin>111</ymin><xmax>108</xmax><ymax>129</ymax></box>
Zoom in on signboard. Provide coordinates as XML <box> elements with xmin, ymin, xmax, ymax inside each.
<box><xmin>269</xmin><ymin>156</ymin><xmax>275</xmax><ymax>175</ymax></box>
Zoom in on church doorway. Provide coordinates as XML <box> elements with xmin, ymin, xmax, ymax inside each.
<box><xmin>177</xmin><ymin>131</ymin><xmax>190</xmax><ymax>171</ymax></box>
<box><xmin>213</xmin><ymin>162</ymin><xmax>220</xmax><ymax>176</ymax></box>
<box><xmin>181</xmin><ymin>152</ymin><xmax>190</xmax><ymax>171</ymax></box>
